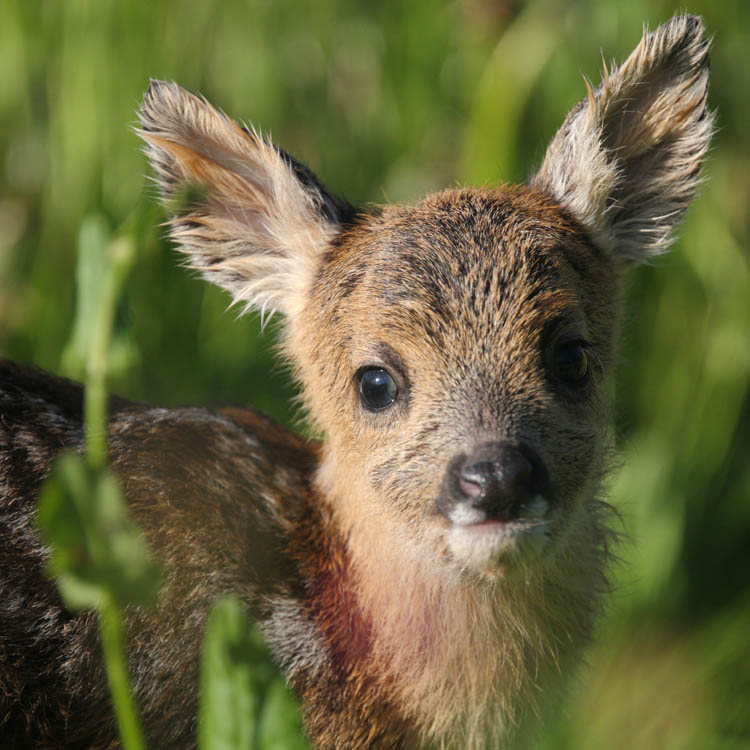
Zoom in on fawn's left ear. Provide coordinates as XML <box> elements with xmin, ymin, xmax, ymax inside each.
<box><xmin>137</xmin><ymin>80</ymin><xmax>354</xmax><ymax>320</ymax></box>
<box><xmin>531</xmin><ymin>14</ymin><xmax>712</xmax><ymax>262</ymax></box>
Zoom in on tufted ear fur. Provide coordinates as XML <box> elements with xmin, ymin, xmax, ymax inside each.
<box><xmin>531</xmin><ymin>14</ymin><xmax>712</xmax><ymax>262</ymax></box>
<box><xmin>137</xmin><ymin>80</ymin><xmax>355</xmax><ymax>320</ymax></box>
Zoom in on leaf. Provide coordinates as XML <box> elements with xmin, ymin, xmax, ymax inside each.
<box><xmin>199</xmin><ymin>597</ymin><xmax>259</xmax><ymax>750</ymax></box>
<box><xmin>60</xmin><ymin>214</ymin><xmax>137</xmax><ymax>381</ymax></box>
<box><xmin>37</xmin><ymin>451</ymin><xmax>162</xmax><ymax>611</ymax></box>
<box><xmin>198</xmin><ymin>597</ymin><xmax>308</xmax><ymax>749</ymax></box>
<box><xmin>256</xmin><ymin>680</ymin><xmax>308</xmax><ymax>750</ymax></box>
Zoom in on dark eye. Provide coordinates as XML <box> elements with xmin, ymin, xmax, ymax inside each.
<box><xmin>358</xmin><ymin>367</ymin><xmax>398</xmax><ymax>411</ymax></box>
<box><xmin>553</xmin><ymin>341</ymin><xmax>589</xmax><ymax>385</ymax></box>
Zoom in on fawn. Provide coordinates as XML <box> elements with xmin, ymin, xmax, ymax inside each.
<box><xmin>0</xmin><ymin>14</ymin><xmax>711</xmax><ymax>750</ymax></box>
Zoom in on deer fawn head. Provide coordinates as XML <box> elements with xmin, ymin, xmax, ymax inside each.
<box><xmin>138</xmin><ymin>16</ymin><xmax>710</xmax><ymax>584</ymax></box>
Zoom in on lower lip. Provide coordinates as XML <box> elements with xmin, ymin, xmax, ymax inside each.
<box><xmin>452</xmin><ymin>517</ymin><xmax>549</xmax><ymax>539</ymax></box>
<box><xmin>457</xmin><ymin>520</ymin><xmax>520</xmax><ymax>536</ymax></box>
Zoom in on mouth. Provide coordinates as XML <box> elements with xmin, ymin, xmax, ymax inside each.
<box><xmin>445</xmin><ymin>496</ymin><xmax>553</xmax><ymax>570</ymax></box>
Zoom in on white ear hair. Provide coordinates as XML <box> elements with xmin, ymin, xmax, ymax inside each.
<box><xmin>137</xmin><ymin>80</ymin><xmax>353</xmax><ymax>320</ymax></box>
<box><xmin>531</xmin><ymin>14</ymin><xmax>712</xmax><ymax>262</ymax></box>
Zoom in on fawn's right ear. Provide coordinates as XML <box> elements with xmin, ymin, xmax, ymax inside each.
<box><xmin>137</xmin><ymin>80</ymin><xmax>354</xmax><ymax>320</ymax></box>
<box><xmin>531</xmin><ymin>15</ymin><xmax>712</xmax><ymax>263</ymax></box>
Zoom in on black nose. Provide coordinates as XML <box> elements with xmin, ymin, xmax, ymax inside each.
<box><xmin>440</xmin><ymin>442</ymin><xmax>544</xmax><ymax>522</ymax></box>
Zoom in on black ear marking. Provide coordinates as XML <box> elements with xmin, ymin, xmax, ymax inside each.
<box><xmin>273</xmin><ymin>143</ymin><xmax>358</xmax><ymax>226</ymax></box>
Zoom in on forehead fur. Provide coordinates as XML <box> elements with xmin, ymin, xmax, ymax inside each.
<box><xmin>315</xmin><ymin>186</ymin><xmax>614</xmax><ymax>353</ymax></box>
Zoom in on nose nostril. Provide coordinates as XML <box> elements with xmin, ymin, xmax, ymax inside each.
<box><xmin>458</xmin><ymin>473</ymin><xmax>482</xmax><ymax>499</ymax></box>
<box><xmin>438</xmin><ymin>443</ymin><xmax>549</xmax><ymax>525</ymax></box>
<box><xmin>458</xmin><ymin>461</ymin><xmax>493</xmax><ymax>500</ymax></box>
<box><xmin>452</xmin><ymin>447</ymin><xmax>540</xmax><ymax>521</ymax></box>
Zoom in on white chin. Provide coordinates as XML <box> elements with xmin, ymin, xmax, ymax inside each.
<box><xmin>446</xmin><ymin>497</ymin><xmax>552</xmax><ymax>571</ymax></box>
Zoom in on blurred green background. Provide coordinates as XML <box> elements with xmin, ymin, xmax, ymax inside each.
<box><xmin>0</xmin><ymin>0</ymin><xmax>747</xmax><ymax>747</ymax></box>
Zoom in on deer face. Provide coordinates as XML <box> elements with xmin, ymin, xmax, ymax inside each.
<box><xmin>298</xmin><ymin>188</ymin><xmax>619</xmax><ymax>575</ymax></box>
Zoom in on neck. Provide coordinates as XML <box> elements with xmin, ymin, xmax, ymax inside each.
<box><xmin>314</xmin><ymin>492</ymin><xmax>613</xmax><ymax>749</ymax></box>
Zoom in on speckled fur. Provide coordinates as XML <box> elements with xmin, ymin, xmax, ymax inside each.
<box><xmin>1</xmin><ymin>15</ymin><xmax>710</xmax><ymax>750</ymax></box>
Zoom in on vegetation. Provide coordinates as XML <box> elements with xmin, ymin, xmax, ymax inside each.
<box><xmin>1</xmin><ymin>0</ymin><xmax>747</xmax><ymax>747</ymax></box>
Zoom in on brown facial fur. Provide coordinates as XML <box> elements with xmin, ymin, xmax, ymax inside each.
<box><xmin>301</xmin><ymin>187</ymin><xmax>619</xmax><ymax>524</ymax></box>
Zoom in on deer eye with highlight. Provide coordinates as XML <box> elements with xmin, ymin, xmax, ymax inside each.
<box><xmin>357</xmin><ymin>367</ymin><xmax>399</xmax><ymax>411</ymax></box>
<box><xmin>553</xmin><ymin>341</ymin><xmax>589</xmax><ymax>386</ymax></box>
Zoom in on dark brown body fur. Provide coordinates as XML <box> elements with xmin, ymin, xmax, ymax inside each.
<box><xmin>0</xmin><ymin>361</ymin><xmax>420</xmax><ymax>748</ymax></box>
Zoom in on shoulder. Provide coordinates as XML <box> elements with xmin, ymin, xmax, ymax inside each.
<box><xmin>0</xmin><ymin>359</ymin><xmax>318</xmax><ymax>523</ymax></box>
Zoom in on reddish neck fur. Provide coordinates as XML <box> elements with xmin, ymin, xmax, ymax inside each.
<box><xmin>302</xmin><ymin>475</ymin><xmax>611</xmax><ymax>749</ymax></box>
